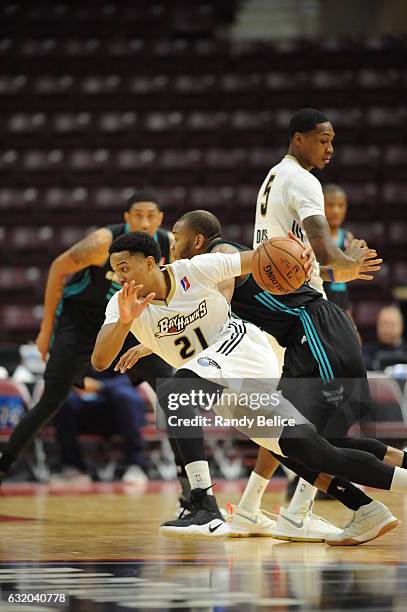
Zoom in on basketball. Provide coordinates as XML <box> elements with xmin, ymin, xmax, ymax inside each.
<box><xmin>252</xmin><ymin>237</ymin><xmax>307</xmax><ymax>295</ymax></box>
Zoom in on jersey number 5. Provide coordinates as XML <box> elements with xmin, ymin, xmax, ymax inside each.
<box><xmin>174</xmin><ymin>327</ymin><xmax>208</xmax><ymax>359</ymax></box>
<box><xmin>260</xmin><ymin>175</ymin><xmax>275</xmax><ymax>216</ymax></box>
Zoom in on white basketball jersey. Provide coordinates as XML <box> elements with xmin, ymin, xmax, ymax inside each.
<box><xmin>253</xmin><ymin>154</ymin><xmax>326</xmax><ymax>295</ymax></box>
<box><xmin>104</xmin><ymin>252</ymin><xmax>242</xmax><ymax>369</ymax></box>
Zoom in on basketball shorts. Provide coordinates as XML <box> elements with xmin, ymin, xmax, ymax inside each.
<box><xmin>279</xmin><ymin>299</ymin><xmax>373</xmax><ymax>437</ymax></box>
<box><xmin>178</xmin><ymin>318</ymin><xmax>309</xmax><ymax>452</ymax></box>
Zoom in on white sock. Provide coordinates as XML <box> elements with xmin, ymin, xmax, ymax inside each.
<box><xmin>185</xmin><ymin>461</ymin><xmax>212</xmax><ymax>494</ymax></box>
<box><xmin>239</xmin><ymin>471</ymin><xmax>269</xmax><ymax>515</ymax></box>
<box><xmin>390</xmin><ymin>466</ymin><xmax>407</xmax><ymax>492</ymax></box>
<box><xmin>287</xmin><ymin>478</ymin><xmax>317</xmax><ymax>513</ymax></box>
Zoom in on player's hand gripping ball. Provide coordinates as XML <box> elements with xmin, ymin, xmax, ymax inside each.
<box><xmin>252</xmin><ymin>237</ymin><xmax>307</xmax><ymax>295</ymax></box>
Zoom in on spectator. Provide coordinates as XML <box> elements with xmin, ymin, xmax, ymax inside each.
<box><xmin>322</xmin><ymin>184</ymin><xmax>354</xmax><ymax>315</ymax></box>
<box><xmin>51</xmin><ymin>370</ymin><xmax>148</xmax><ymax>484</ymax></box>
<box><xmin>363</xmin><ymin>305</ymin><xmax>407</xmax><ymax>370</ymax></box>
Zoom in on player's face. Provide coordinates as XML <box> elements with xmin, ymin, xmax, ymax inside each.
<box><xmin>302</xmin><ymin>122</ymin><xmax>334</xmax><ymax>170</ymax></box>
<box><xmin>171</xmin><ymin>221</ymin><xmax>198</xmax><ymax>261</ymax></box>
<box><xmin>125</xmin><ymin>202</ymin><xmax>163</xmax><ymax>237</ymax></box>
<box><xmin>110</xmin><ymin>251</ymin><xmax>151</xmax><ymax>289</ymax></box>
<box><xmin>324</xmin><ymin>191</ymin><xmax>348</xmax><ymax>230</ymax></box>
<box><xmin>377</xmin><ymin>311</ymin><xmax>403</xmax><ymax>346</ymax></box>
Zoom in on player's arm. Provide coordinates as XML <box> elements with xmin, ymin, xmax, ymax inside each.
<box><xmin>319</xmin><ymin>235</ymin><xmax>381</xmax><ymax>282</ymax></box>
<box><xmin>302</xmin><ymin>215</ymin><xmax>382</xmax><ymax>276</ymax></box>
<box><xmin>209</xmin><ymin>243</ymin><xmax>241</xmax><ymax>301</ymax></box>
<box><xmin>36</xmin><ymin>227</ymin><xmax>113</xmax><ymax>361</ymax></box>
<box><xmin>92</xmin><ymin>282</ymin><xmax>155</xmax><ymax>371</ymax></box>
<box><xmin>114</xmin><ymin>344</ymin><xmax>153</xmax><ymax>374</ymax></box>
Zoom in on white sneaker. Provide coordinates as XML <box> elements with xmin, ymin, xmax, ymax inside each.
<box><xmin>271</xmin><ymin>500</ymin><xmax>341</xmax><ymax>542</ymax></box>
<box><xmin>227</xmin><ymin>504</ymin><xmax>277</xmax><ymax>537</ymax></box>
<box><xmin>121</xmin><ymin>465</ymin><xmax>148</xmax><ymax>485</ymax></box>
<box><xmin>325</xmin><ymin>500</ymin><xmax>399</xmax><ymax>546</ymax></box>
<box><xmin>49</xmin><ymin>467</ymin><xmax>92</xmax><ymax>484</ymax></box>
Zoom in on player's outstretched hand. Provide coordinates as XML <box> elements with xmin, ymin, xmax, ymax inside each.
<box><xmin>35</xmin><ymin>327</ymin><xmax>51</xmax><ymax>362</ymax></box>
<box><xmin>118</xmin><ymin>281</ymin><xmax>155</xmax><ymax>325</ymax></box>
<box><xmin>287</xmin><ymin>230</ymin><xmax>315</xmax><ymax>281</ymax></box>
<box><xmin>345</xmin><ymin>239</ymin><xmax>382</xmax><ymax>280</ymax></box>
<box><xmin>114</xmin><ymin>344</ymin><xmax>152</xmax><ymax>373</ymax></box>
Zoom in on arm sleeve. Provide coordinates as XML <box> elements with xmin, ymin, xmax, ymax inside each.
<box><xmin>103</xmin><ymin>291</ymin><xmax>120</xmax><ymax>325</ymax></box>
<box><xmin>188</xmin><ymin>252</ymin><xmax>242</xmax><ymax>286</ymax></box>
<box><xmin>288</xmin><ymin>173</ymin><xmax>325</xmax><ymax>222</ymax></box>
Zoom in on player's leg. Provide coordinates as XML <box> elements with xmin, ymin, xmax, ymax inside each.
<box><xmin>329</xmin><ymin>435</ymin><xmax>407</xmax><ymax>468</ymax></box>
<box><xmin>268</xmin><ymin>450</ymin><xmax>397</xmax><ymax>545</ymax></box>
<box><xmin>227</xmin><ymin>449</ymin><xmax>280</xmax><ymax>537</ymax></box>
<box><xmin>157</xmin><ymin>369</ymin><xmax>229</xmax><ymax>537</ymax></box>
<box><xmin>125</xmin><ymin>351</ymin><xmax>191</xmax><ymax>509</ymax></box>
<box><xmin>0</xmin><ymin>315</ymin><xmax>89</xmax><ymax>481</ymax></box>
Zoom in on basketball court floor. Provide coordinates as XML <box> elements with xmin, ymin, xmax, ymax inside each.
<box><xmin>0</xmin><ymin>479</ymin><xmax>406</xmax><ymax>611</ymax></box>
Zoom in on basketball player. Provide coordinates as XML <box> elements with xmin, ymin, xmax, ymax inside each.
<box><xmin>117</xmin><ymin>210</ymin><xmax>399</xmax><ymax>545</ymax></box>
<box><xmin>247</xmin><ymin>107</ymin><xmax>401</xmax><ymax>544</ymax></box>
<box><xmin>92</xmin><ymin>231</ymin><xmax>405</xmax><ymax>541</ymax></box>
<box><xmin>0</xmin><ymin>190</ymin><xmax>173</xmax><ymax>483</ymax></box>
<box><xmin>322</xmin><ymin>183</ymin><xmax>353</xmax><ymax>313</ymax></box>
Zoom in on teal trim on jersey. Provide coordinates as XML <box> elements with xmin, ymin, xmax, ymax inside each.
<box><xmin>254</xmin><ymin>291</ymin><xmax>334</xmax><ymax>382</ymax></box>
<box><xmin>62</xmin><ymin>269</ymin><xmax>91</xmax><ymax>299</ymax></box>
<box><xmin>106</xmin><ymin>281</ymin><xmax>121</xmax><ymax>300</ymax></box>
<box><xmin>125</xmin><ymin>223</ymin><xmax>130</xmax><ymax>233</ymax></box>
<box><xmin>337</xmin><ymin>228</ymin><xmax>344</xmax><ymax>249</ymax></box>
<box><xmin>327</xmin><ymin>229</ymin><xmax>346</xmax><ymax>292</ymax></box>
<box><xmin>329</xmin><ymin>282</ymin><xmax>347</xmax><ymax>292</ymax></box>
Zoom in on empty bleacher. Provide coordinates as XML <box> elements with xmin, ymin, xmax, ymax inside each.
<box><xmin>0</xmin><ymin>1</ymin><xmax>406</xmax><ymax>343</ymax></box>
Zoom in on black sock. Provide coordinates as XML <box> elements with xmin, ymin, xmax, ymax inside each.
<box><xmin>327</xmin><ymin>478</ymin><xmax>372</xmax><ymax>511</ymax></box>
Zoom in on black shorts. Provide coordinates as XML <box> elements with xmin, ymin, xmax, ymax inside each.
<box><xmin>278</xmin><ymin>300</ymin><xmax>373</xmax><ymax>437</ymax></box>
<box><xmin>47</xmin><ymin>311</ymin><xmax>173</xmax><ymax>390</ymax></box>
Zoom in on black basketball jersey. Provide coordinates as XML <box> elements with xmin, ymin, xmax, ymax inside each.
<box><xmin>323</xmin><ymin>228</ymin><xmax>351</xmax><ymax>311</ymax></box>
<box><xmin>59</xmin><ymin>224</ymin><xmax>171</xmax><ymax>317</ymax></box>
<box><xmin>207</xmin><ymin>239</ymin><xmax>323</xmax><ymax>347</ymax></box>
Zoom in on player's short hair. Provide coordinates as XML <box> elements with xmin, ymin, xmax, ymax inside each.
<box><xmin>323</xmin><ymin>183</ymin><xmax>346</xmax><ymax>196</ymax></box>
<box><xmin>126</xmin><ymin>189</ymin><xmax>162</xmax><ymax>212</ymax></box>
<box><xmin>176</xmin><ymin>210</ymin><xmax>221</xmax><ymax>242</ymax></box>
<box><xmin>289</xmin><ymin>108</ymin><xmax>330</xmax><ymax>138</ymax></box>
<box><xmin>109</xmin><ymin>231</ymin><xmax>162</xmax><ymax>263</ymax></box>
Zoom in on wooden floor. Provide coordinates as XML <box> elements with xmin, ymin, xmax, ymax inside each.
<box><xmin>0</xmin><ymin>480</ymin><xmax>406</xmax><ymax>611</ymax></box>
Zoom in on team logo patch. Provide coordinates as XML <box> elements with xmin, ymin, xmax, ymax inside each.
<box><xmin>155</xmin><ymin>301</ymin><xmax>207</xmax><ymax>337</ymax></box>
<box><xmin>197</xmin><ymin>357</ymin><xmax>221</xmax><ymax>369</ymax></box>
<box><xmin>181</xmin><ymin>276</ymin><xmax>190</xmax><ymax>291</ymax></box>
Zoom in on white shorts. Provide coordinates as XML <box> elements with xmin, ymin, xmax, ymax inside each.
<box><xmin>179</xmin><ymin>319</ymin><xmax>279</xmax><ymax>385</ymax></box>
<box><xmin>179</xmin><ymin>319</ymin><xmax>308</xmax><ymax>455</ymax></box>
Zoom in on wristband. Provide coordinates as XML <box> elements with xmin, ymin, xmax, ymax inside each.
<box><xmin>327</xmin><ymin>268</ymin><xmax>335</xmax><ymax>282</ymax></box>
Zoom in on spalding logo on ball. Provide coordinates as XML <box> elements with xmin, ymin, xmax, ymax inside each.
<box><xmin>252</xmin><ymin>237</ymin><xmax>306</xmax><ymax>295</ymax></box>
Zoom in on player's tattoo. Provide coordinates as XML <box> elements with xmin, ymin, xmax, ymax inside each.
<box><xmin>69</xmin><ymin>230</ymin><xmax>110</xmax><ymax>265</ymax></box>
<box><xmin>302</xmin><ymin>215</ymin><xmax>330</xmax><ymax>240</ymax></box>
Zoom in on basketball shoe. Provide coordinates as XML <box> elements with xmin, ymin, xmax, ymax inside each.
<box><xmin>325</xmin><ymin>500</ymin><xmax>399</xmax><ymax>546</ymax></box>
<box><xmin>227</xmin><ymin>504</ymin><xmax>277</xmax><ymax>537</ymax></box>
<box><xmin>271</xmin><ymin>500</ymin><xmax>341</xmax><ymax>542</ymax></box>
<box><xmin>176</xmin><ymin>496</ymin><xmax>228</xmax><ymax>520</ymax></box>
<box><xmin>161</xmin><ymin>487</ymin><xmax>229</xmax><ymax>538</ymax></box>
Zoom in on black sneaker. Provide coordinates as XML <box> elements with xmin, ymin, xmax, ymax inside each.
<box><xmin>175</xmin><ymin>496</ymin><xmax>193</xmax><ymax>518</ymax></box>
<box><xmin>160</xmin><ymin>488</ymin><xmax>229</xmax><ymax>538</ymax></box>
